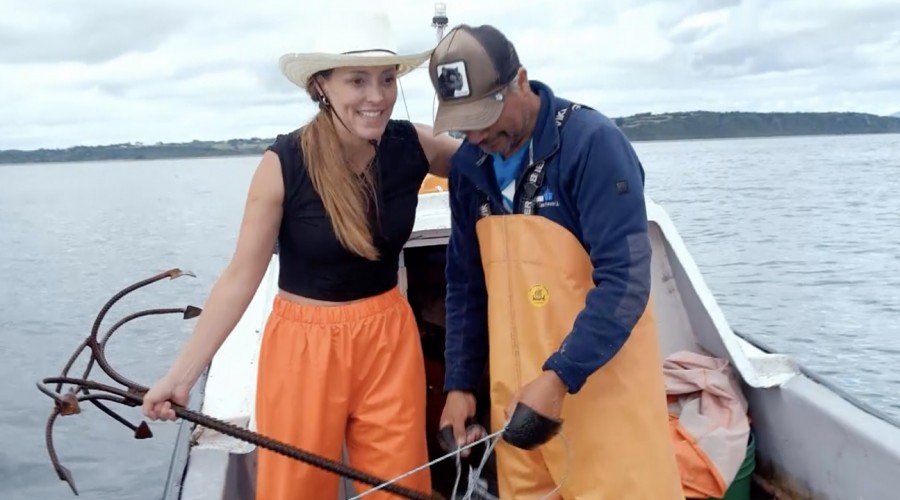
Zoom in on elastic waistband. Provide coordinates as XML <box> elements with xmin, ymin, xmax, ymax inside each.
<box><xmin>271</xmin><ymin>286</ymin><xmax>405</xmax><ymax>324</ymax></box>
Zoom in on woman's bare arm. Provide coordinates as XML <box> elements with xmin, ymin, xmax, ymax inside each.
<box><xmin>167</xmin><ymin>151</ymin><xmax>284</xmax><ymax>385</ymax></box>
<box><xmin>414</xmin><ymin>123</ymin><xmax>461</xmax><ymax>178</ymax></box>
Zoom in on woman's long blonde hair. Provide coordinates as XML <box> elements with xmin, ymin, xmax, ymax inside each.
<box><xmin>299</xmin><ymin>71</ymin><xmax>380</xmax><ymax>261</ymax></box>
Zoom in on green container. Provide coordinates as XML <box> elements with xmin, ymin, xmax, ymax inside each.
<box><xmin>710</xmin><ymin>430</ymin><xmax>756</xmax><ymax>500</ymax></box>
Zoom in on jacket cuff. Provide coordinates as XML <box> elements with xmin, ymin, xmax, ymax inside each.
<box><xmin>542</xmin><ymin>352</ymin><xmax>589</xmax><ymax>394</ymax></box>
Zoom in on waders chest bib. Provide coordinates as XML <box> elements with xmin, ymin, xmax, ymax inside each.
<box><xmin>472</xmin><ymin>104</ymin><xmax>684</xmax><ymax>499</ymax></box>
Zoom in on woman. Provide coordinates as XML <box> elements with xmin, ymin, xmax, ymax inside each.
<box><xmin>141</xmin><ymin>12</ymin><xmax>460</xmax><ymax>500</ymax></box>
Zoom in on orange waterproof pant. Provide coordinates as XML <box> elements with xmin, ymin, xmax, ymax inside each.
<box><xmin>254</xmin><ymin>287</ymin><xmax>431</xmax><ymax>500</ymax></box>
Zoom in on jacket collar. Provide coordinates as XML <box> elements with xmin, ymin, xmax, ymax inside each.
<box><xmin>451</xmin><ymin>80</ymin><xmax>569</xmax><ymax>194</ymax></box>
<box><xmin>529</xmin><ymin>80</ymin><xmax>566</xmax><ymax>165</ymax></box>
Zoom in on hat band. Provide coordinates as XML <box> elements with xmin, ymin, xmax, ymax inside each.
<box><xmin>341</xmin><ymin>49</ymin><xmax>398</xmax><ymax>56</ymax></box>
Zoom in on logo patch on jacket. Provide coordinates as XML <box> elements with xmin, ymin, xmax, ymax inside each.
<box><xmin>535</xmin><ymin>186</ymin><xmax>559</xmax><ymax>209</ymax></box>
<box><xmin>528</xmin><ymin>284</ymin><xmax>549</xmax><ymax>307</ymax></box>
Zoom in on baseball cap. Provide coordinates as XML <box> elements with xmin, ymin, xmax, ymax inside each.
<box><xmin>429</xmin><ymin>24</ymin><xmax>521</xmax><ymax>135</ymax></box>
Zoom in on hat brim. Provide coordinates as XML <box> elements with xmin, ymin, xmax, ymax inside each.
<box><xmin>279</xmin><ymin>50</ymin><xmax>432</xmax><ymax>89</ymax></box>
<box><xmin>432</xmin><ymin>95</ymin><xmax>505</xmax><ymax>136</ymax></box>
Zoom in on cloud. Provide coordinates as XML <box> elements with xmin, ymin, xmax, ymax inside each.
<box><xmin>0</xmin><ymin>1</ymin><xmax>189</xmax><ymax>64</ymax></box>
<box><xmin>0</xmin><ymin>0</ymin><xmax>898</xmax><ymax>150</ymax></box>
<box><xmin>679</xmin><ymin>0</ymin><xmax>900</xmax><ymax>77</ymax></box>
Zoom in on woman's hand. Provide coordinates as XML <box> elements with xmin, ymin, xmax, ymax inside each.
<box><xmin>141</xmin><ymin>371</ymin><xmax>195</xmax><ymax>421</ymax></box>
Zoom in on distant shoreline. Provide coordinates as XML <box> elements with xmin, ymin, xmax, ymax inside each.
<box><xmin>3</xmin><ymin>111</ymin><xmax>900</xmax><ymax>165</ymax></box>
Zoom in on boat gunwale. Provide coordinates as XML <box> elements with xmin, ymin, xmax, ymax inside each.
<box><xmin>162</xmin><ymin>367</ymin><xmax>210</xmax><ymax>500</ymax></box>
<box><xmin>734</xmin><ymin>328</ymin><xmax>900</xmax><ymax>429</ymax></box>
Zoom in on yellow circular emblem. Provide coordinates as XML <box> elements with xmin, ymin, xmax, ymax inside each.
<box><xmin>527</xmin><ymin>285</ymin><xmax>549</xmax><ymax>307</ymax></box>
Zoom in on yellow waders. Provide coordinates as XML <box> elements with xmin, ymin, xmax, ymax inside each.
<box><xmin>476</xmin><ymin>215</ymin><xmax>684</xmax><ymax>499</ymax></box>
<box><xmin>471</xmin><ymin>103</ymin><xmax>684</xmax><ymax>499</ymax></box>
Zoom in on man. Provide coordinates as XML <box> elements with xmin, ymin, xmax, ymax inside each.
<box><xmin>429</xmin><ymin>24</ymin><xmax>685</xmax><ymax>499</ymax></box>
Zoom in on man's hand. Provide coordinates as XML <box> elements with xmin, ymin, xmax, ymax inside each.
<box><xmin>505</xmin><ymin>370</ymin><xmax>568</xmax><ymax>422</ymax></box>
<box><xmin>439</xmin><ymin>390</ymin><xmax>484</xmax><ymax>457</ymax></box>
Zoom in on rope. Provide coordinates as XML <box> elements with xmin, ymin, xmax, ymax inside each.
<box><xmin>349</xmin><ymin>426</ymin><xmax>506</xmax><ymax>499</ymax></box>
<box><xmin>456</xmin><ymin>430</ymin><xmax>570</xmax><ymax>500</ymax></box>
<box><xmin>348</xmin><ymin>421</ymin><xmax>571</xmax><ymax>500</ymax></box>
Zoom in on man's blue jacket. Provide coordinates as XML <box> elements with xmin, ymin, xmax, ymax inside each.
<box><xmin>443</xmin><ymin>80</ymin><xmax>653</xmax><ymax>395</ymax></box>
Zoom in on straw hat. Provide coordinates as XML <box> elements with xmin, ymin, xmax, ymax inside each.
<box><xmin>278</xmin><ymin>11</ymin><xmax>432</xmax><ymax>90</ymax></box>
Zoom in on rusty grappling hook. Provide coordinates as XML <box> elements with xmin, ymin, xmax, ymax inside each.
<box><xmin>36</xmin><ymin>268</ymin><xmax>442</xmax><ymax>500</ymax></box>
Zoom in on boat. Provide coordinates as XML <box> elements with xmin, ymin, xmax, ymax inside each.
<box><xmin>157</xmin><ymin>178</ymin><xmax>900</xmax><ymax>500</ymax></box>
<box><xmin>156</xmin><ymin>4</ymin><xmax>900</xmax><ymax>500</ymax></box>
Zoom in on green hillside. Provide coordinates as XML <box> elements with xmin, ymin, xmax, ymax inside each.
<box><xmin>2</xmin><ymin>111</ymin><xmax>899</xmax><ymax>164</ymax></box>
<box><xmin>614</xmin><ymin>111</ymin><xmax>900</xmax><ymax>141</ymax></box>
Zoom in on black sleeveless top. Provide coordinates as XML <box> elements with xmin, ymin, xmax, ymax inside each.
<box><xmin>266</xmin><ymin>119</ymin><xmax>431</xmax><ymax>302</ymax></box>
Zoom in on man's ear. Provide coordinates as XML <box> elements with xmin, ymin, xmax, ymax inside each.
<box><xmin>515</xmin><ymin>67</ymin><xmax>528</xmax><ymax>91</ymax></box>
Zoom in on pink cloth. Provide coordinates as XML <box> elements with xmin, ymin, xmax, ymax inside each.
<box><xmin>664</xmin><ymin>350</ymin><xmax>751</xmax><ymax>488</ymax></box>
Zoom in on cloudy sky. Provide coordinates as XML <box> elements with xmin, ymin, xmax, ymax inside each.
<box><xmin>2</xmin><ymin>0</ymin><xmax>898</xmax><ymax>151</ymax></box>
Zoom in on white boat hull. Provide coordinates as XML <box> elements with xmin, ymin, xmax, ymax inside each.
<box><xmin>161</xmin><ymin>191</ymin><xmax>900</xmax><ymax>500</ymax></box>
